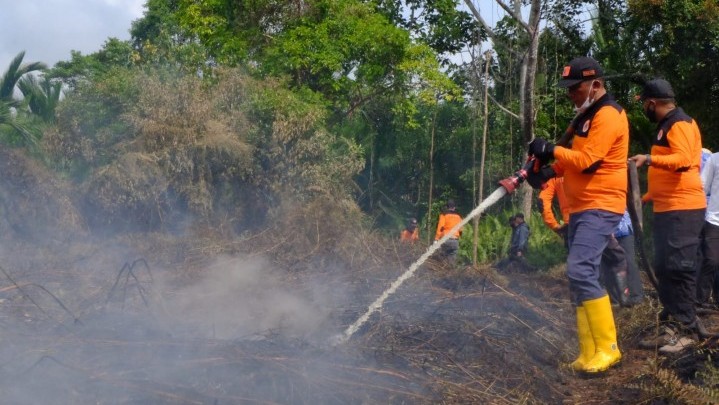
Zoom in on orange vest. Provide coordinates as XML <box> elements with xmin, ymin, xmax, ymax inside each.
<box><xmin>552</xmin><ymin>94</ymin><xmax>628</xmax><ymax>215</ymax></box>
<box><xmin>435</xmin><ymin>211</ymin><xmax>462</xmax><ymax>240</ymax></box>
<box><xmin>400</xmin><ymin>228</ymin><xmax>419</xmax><ymax>242</ymax></box>
<box><xmin>644</xmin><ymin>108</ymin><xmax>706</xmax><ymax>213</ymax></box>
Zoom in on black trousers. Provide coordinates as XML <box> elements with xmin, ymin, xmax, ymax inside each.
<box><xmin>620</xmin><ymin>234</ymin><xmax>645</xmax><ymax>304</ymax></box>
<box><xmin>654</xmin><ymin>209</ymin><xmax>705</xmax><ymax>326</ymax></box>
<box><xmin>601</xmin><ymin>234</ymin><xmax>644</xmax><ymax>305</ymax></box>
<box><xmin>697</xmin><ymin>221</ymin><xmax>719</xmax><ymax>305</ymax></box>
<box><xmin>600</xmin><ymin>235</ymin><xmax>628</xmax><ymax>305</ymax></box>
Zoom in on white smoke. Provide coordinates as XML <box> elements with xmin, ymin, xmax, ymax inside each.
<box><xmin>159</xmin><ymin>255</ymin><xmax>329</xmax><ymax>340</ymax></box>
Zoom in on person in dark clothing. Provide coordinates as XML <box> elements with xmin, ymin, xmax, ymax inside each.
<box><xmin>510</xmin><ymin>213</ymin><xmax>530</xmax><ymax>257</ymax></box>
<box><xmin>600</xmin><ymin>212</ymin><xmax>644</xmax><ymax>308</ymax></box>
<box><xmin>497</xmin><ymin>213</ymin><xmax>534</xmax><ymax>271</ymax></box>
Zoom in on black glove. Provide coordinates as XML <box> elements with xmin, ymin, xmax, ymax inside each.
<box><xmin>529</xmin><ymin>138</ymin><xmax>555</xmax><ymax>162</ymax></box>
<box><xmin>554</xmin><ymin>223</ymin><xmax>568</xmax><ymax>240</ymax></box>
<box><xmin>526</xmin><ymin>164</ymin><xmax>556</xmax><ymax>190</ymax></box>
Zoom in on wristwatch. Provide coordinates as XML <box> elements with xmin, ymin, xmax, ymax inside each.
<box><xmin>645</xmin><ymin>154</ymin><xmax>652</xmax><ymax>166</ymax></box>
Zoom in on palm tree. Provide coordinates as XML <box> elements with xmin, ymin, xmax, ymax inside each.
<box><xmin>0</xmin><ymin>51</ymin><xmax>47</xmax><ymax>144</ymax></box>
<box><xmin>1</xmin><ymin>51</ymin><xmax>46</xmax><ymax>102</ymax></box>
<box><xmin>18</xmin><ymin>74</ymin><xmax>62</xmax><ymax>122</ymax></box>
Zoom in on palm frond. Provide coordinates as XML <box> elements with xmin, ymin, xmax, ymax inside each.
<box><xmin>0</xmin><ymin>51</ymin><xmax>47</xmax><ymax>101</ymax></box>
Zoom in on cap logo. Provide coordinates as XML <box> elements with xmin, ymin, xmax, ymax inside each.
<box><xmin>582</xmin><ymin>69</ymin><xmax>596</xmax><ymax>77</ymax></box>
<box><xmin>582</xmin><ymin>120</ymin><xmax>590</xmax><ymax>132</ymax></box>
<box><xmin>562</xmin><ymin>66</ymin><xmax>571</xmax><ymax>77</ymax></box>
<box><xmin>657</xmin><ymin>129</ymin><xmax>664</xmax><ymax>141</ymax></box>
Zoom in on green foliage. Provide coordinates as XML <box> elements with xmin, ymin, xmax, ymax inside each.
<box><xmin>458</xmin><ymin>213</ymin><xmax>511</xmax><ymax>264</ymax></box>
<box><xmin>1</xmin><ymin>51</ymin><xmax>47</xmax><ymax>101</ymax></box>
<box><xmin>17</xmin><ymin>75</ymin><xmax>62</xmax><ymax>123</ymax></box>
<box><xmin>525</xmin><ymin>211</ymin><xmax>567</xmax><ymax>270</ymax></box>
<box><xmin>626</xmin><ymin>0</ymin><xmax>719</xmax><ymax>149</ymax></box>
<box><xmin>0</xmin><ymin>51</ymin><xmax>49</xmax><ymax>147</ymax></box>
<box><xmin>375</xmin><ymin>0</ymin><xmax>482</xmax><ymax>64</ymax></box>
<box><xmin>43</xmin><ymin>66</ymin><xmax>363</xmax><ymax>232</ymax></box>
<box><xmin>44</xmin><ymin>67</ymin><xmax>139</xmax><ymax>178</ymax></box>
<box><xmin>48</xmin><ymin>39</ymin><xmax>137</xmax><ymax>91</ymax></box>
<box><xmin>452</xmin><ymin>209</ymin><xmax>565</xmax><ymax>269</ymax></box>
<box><xmin>241</xmin><ymin>73</ymin><xmax>364</xmax><ymax>201</ymax></box>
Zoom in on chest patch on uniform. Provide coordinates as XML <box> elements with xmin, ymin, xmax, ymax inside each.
<box><xmin>582</xmin><ymin>120</ymin><xmax>590</xmax><ymax>132</ymax></box>
<box><xmin>657</xmin><ymin>129</ymin><xmax>664</xmax><ymax>141</ymax></box>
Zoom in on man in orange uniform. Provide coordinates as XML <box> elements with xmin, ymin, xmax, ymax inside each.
<box><xmin>630</xmin><ymin>79</ymin><xmax>707</xmax><ymax>353</ymax></box>
<box><xmin>400</xmin><ymin>218</ymin><xmax>419</xmax><ymax>243</ymax></box>
<box><xmin>528</xmin><ymin>56</ymin><xmax>628</xmax><ymax>374</ymax></box>
<box><xmin>434</xmin><ymin>200</ymin><xmax>462</xmax><ymax>264</ymax></box>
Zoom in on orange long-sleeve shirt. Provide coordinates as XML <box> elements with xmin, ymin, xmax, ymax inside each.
<box><xmin>552</xmin><ymin>94</ymin><xmax>628</xmax><ymax>215</ymax></box>
<box><xmin>643</xmin><ymin>108</ymin><xmax>706</xmax><ymax>213</ymax></box>
<box><xmin>400</xmin><ymin>228</ymin><xmax>419</xmax><ymax>243</ymax></box>
<box><xmin>538</xmin><ymin>177</ymin><xmax>570</xmax><ymax>230</ymax></box>
<box><xmin>434</xmin><ymin>211</ymin><xmax>462</xmax><ymax>240</ymax></box>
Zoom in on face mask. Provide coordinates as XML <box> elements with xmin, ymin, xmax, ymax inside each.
<box><xmin>644</xmin><ymin>103</ymin><xmax>658</xmax><ymax>123</ymax></box>
<box><xmin>574</xmin><ymin>81</ymin><xmax>598</xmax><ymax>114</ymax></box>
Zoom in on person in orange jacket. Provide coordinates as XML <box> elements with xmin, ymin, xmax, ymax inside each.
<box><xmin>528</xmin><ymin>56</ymin><xmax>628</xmax><ymax>374</ymax></box>
<box><xmin>630</xmin><ymin>79</ymin><xmax>706</xmax><ymax>354</ymax></box>
<box><xmin>434</xmin><ymin>200</ymin><xmax>462</xmax><ymax>264</ymax></box>
<box><xmin>400</xmin><ymin>218</ymin><xmax>419</xmax><ymax>243</ymax></box>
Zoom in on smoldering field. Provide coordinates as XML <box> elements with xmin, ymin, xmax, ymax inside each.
<box><xmin>0</xmin><ymin>251</ymin><xmax>360</xmax><ymax>404</ymax></box>
<box><xmin>0</xmin><ymin>143</ymin><xmax>576</xmax><ymax>404</ymax></box>
<box><xmin>0</xmin><ymin>233</ymin><xmax>576</xmax><ymax>404</ymax></box>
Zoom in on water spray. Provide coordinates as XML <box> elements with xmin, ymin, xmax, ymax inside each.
<box><xmin>333</xmin><ymin>159</ymin><xmax>537</xmax><ymax>345</ymax></box>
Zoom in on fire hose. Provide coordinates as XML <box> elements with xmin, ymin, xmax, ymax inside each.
<box><xmin>333</xmin><ymin>159</ymin><xmax>535</xmax><ymax>345</ymax></box>
<box><xmin>626</xmin><ymin>159</ymin><xmax>659</xmax><ymax>290</ymax></box>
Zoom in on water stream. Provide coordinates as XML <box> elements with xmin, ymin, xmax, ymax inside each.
<box><xmin>335</xmin><ymin>186</ymin><xmax>509</xmax><ymax>344</ymax></box>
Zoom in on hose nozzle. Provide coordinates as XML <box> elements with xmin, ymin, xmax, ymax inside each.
<box><xmin>498</xmin><ymin>158</ymin><xmax>535</xmax><ymax>194</ymax></box>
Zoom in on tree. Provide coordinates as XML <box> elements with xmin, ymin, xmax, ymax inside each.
<box><xmin>625</xmin><ymin>0</ymin><xmax>719</xmax><ymax>150</ymax></box>
<box><xmin>18</xmin><ymin>75</ymin><xmax>62</xmax><ymax>123</ymax></box>
<box><xmin>374</xmin><ymin>0</ymin><xmax>483</xmax><ymax>65</ymax></box>
<box><xmin>0</xmin><ymin>51</ymin><xmax>47</xmax><ymax>144</ymax></box>
<box><xmin>0</xmin><ymin>51</ymin><xmax>47</xmax><ymax>102</ymax></box>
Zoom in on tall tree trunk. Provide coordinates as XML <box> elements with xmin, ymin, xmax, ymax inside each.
<box><xmin>473</xmin><ymin>51</ymin><xmax>491</xmax><ymax>267</ymax></box>
<box><xmin>369</xmin><ymin>134</ymin><xmax>375</xmax><ymax>211</ymax></box>
<box><xmin>519</xmin><ymin>0</ymin><xmax>542</xmax><ymax>218</ymax></box>
<box><xmin>426</xmin><ymin>108</ymin><xmax>438</xmax><ymax>244</ymax></box>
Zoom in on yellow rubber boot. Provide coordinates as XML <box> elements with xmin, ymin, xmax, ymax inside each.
<box><xmin>582</xmin><ymin>295</ymin><xmax>621</xmax><ymax>373</ymax></box>
<box><xmin>570</xmin><ymin>305</ymin><xmax>595</xmax><ymax>371</ymax></box>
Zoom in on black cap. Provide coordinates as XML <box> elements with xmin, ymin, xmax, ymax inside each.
<box><xmin>639</xmin><ymin>79</ymin><xmax>675</xmax><ymax>101</ymax></box>
<box><xmin>558</xmin><ymin>56</ymin><xmax>604</xmax><ymax>88</ymax></box>
<box><xmin>446</xmin><ymin>199</ymin><xmax>456</xmax><ymax>209</ymax></box>
<box><xmin>515</xmin><ymin>213</ymin><xmax>524</xmax><ymax>219</ymax></box>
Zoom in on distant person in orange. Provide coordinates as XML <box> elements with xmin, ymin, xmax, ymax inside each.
<box><xmin>400</xmin><ymin>218</ymin><xmax>419</xmax><ymax>243</ymax></box>
<box><xmin>434</xmin><ymin>200</ymin><xmax>462</xmax><ymax>264</ymax></box>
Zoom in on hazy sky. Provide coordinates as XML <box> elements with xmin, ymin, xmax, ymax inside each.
<box><xmin>0</xmin><ymin>0</ymin><xmax>145</xmax><ymax>70</ymax></box>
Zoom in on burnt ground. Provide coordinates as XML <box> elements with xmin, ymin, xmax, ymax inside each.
<box><xmin>0</xmin><ymin>233</ymin><xmax>717</xmax><ymax>404</ymax></box>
